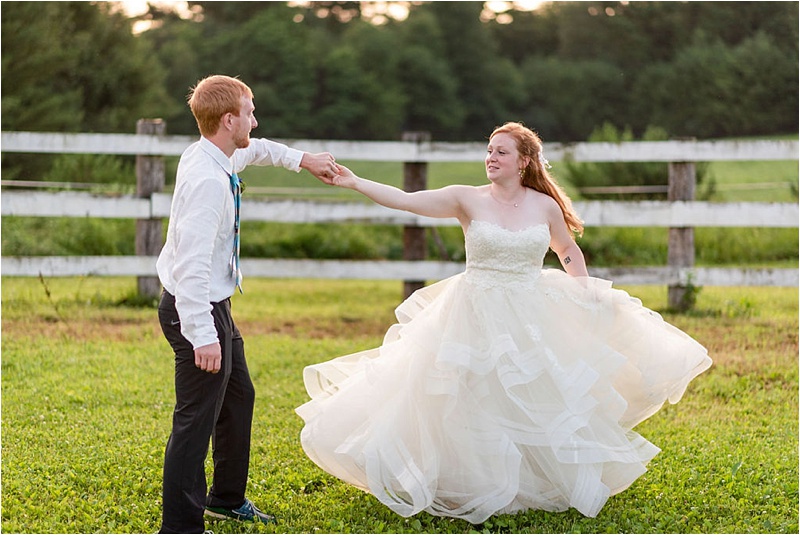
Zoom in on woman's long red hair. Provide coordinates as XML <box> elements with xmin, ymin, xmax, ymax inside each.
<box><xmin>490</xmin><ymin>122</ymin><xmax>584</xmax><ymax>237</ymax></box>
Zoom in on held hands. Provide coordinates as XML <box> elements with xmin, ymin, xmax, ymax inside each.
<box><xmin>299</xmin><ymin>151</ymin><xmax>359</xmax><ymax>189</ymax></box>
<box><xmin>330</xmin><ymin>163</ymin><xmax>358</xmax><ymax>188</ymax></box>
<box><xmin>300</xmin><ymin>152</ymin><xmax>339</xmax><ymax>184</ymax></box>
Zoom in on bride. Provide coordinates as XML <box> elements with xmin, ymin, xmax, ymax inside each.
<box><xmin>295</xmin><ymin>122</ymin><xmax>712</xmax><ymax>524</ymax></box>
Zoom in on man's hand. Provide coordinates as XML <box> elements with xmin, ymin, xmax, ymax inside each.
<box><xmin>195</xmin><ymin>342</ymin><xmax>222</xmax><ymax>374</ymax></box>
<box><xmin>300</xmin><ymin>152</ymin><xmax>338</xmax><ymax>184</ymax></box>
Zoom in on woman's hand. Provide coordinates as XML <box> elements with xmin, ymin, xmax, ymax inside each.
<box><xmin>331</xmin><ymin>164</ymin><xmax>359</xmax><ymax>189</ymax></box>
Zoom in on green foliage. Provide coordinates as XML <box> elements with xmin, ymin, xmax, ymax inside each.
<box><xmin>568</xmin><ymin>123</ymin><xmax>668</xmax><ymax>198</ymax></box>
<box><xmin>395</xmin><ymin>10</ymin><xmax>464</xmax><ymax>137</ymax></box>
<box><xmin>1</xmin><ymin>1</ymin><xmax>176</xmax><ymax>180</ymax></box>
<box><xmin>669</xmin><ymin>273</ymin><xmax>703</xmax><ymax>314</ymax></box>
<box><xmin>2</xmin><ymin>157</ymin><xmax>797</xmax><ymax>268</ymax></box>
<box><xmin>202</xmin><ymin>5</ymin><xmax>317</xmax><ymax>137</ymax></box>
<box><xmin>4</xmin><ymin>215</ymin><xmax>795</xmax><ymax>270</ymax></box>
<box><xmin>574</xmin><ymin>225</ymin><xmax>798</xmax><ymax>270</ymax></box>
<box><xmin>520</xmin><ymin>59</ymin><xmax>626</xmax><ymax>141</ymax></box>
<box><xmin>425</xmin><ymin>1</ymin><xmax>524</xmax><ymax>140</ymax></box>
<box><xmin>578</xmin><ymin>227</ymin><xmax>669</xmax><ymax>267</ymax></box>
<box><xmin>695</xmin><ymin>227</ymin><xmax>799</xmax><ymax>266</ymax></box>
<box><xmin>137</xmin><ymin>10</ymin><xmax>204</xmax><ymax>135</ymax></box>
<box><xmin>1</xmin><ymin>217</ymin><xmax>136</xmax><ymax>256</ymax></box>
<box><xmin>728</xmin><ymin>32</ymin><xmax>799</xmax><ymax>136</ymax></box>
<box><xmin>1</xmin><ymin>3</ymin><xmax>83</xmax><ymax>132</ymax></box>
<box><xmin>1</xmin><ymin>278</ymin><xmax>797</xmax><ymax>533</ymax></box>
<box><xmin>3</xmin><ymin>1</ymin><xmax>798</xmax><ymax>143</ymax></box>
<box><xmin>241</xmin><ymin>223</ymin><xmax>401</xmax><ymax>260</ymax></box>
<box><xmin>43</xmin><ymin>154</ymin><xmax>136</xmax><ymax>186</ymax></box>
<box><xmin>705</xmin><ymin>156</ymin><xmax>799</xmax><ymax>203</ymax></box>
<box><xmin>632</xmin><ymin>31</ymin><xmax>798</xmax><ymax>138</ymax></box>
<box><xmin>315</xmin><ymin>43</ymin><xmax>401</xmax><ymax>139</ymax></box>
<box><xmin>334</xmin><ymin>21</ymin><xmax>407</xmax><ymax>137</ymax></box>
<box><xmin>1</xmin><ymin>2</ymin><xmax>172</xmax><ymax>133</ymax></box>
<box><xmin>561</xmin><ymin>123</ymin><xmax>711</xmax><ymax>200</ymax></box>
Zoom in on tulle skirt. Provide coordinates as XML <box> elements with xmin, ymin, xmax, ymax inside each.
<box><xmin>296</xmin><ymin>269</ymin><xmax>711</xmax><ymax>523</ymax></box>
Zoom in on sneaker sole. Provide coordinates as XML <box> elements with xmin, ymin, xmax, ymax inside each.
<box><xmin>204</xmin><ymin>509</ymin><xmax>246</xmax><ymax>521</ymax></box>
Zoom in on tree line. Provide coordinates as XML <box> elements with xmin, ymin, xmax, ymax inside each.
<box><xmin>2</xmin><ymin>1</ymin><xmax>797</xmax><ymax>147</ymax></box>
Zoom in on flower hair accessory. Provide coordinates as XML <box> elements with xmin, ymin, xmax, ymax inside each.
<box><xmin>538</xmin><ymin>151</ymin><xmax>551</xmax><ymax>169</ymax></box>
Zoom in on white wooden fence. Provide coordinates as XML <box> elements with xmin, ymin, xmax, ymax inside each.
<box><xmin>2</xmin><ymin>130</ymin><xmax>798</xmax><ymax>304</ymax></box>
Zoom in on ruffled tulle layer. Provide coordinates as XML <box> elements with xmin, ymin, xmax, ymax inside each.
<box><xmin>296</xmin><ymin>269</ymin><xmax>711</xmax><ymax>523</ymax></box>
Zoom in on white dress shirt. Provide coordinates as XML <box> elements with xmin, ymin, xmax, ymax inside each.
<box><xmin>157</xmin><ymin>136</ymin><xmax>304</xmax><ymax>349</ymax></box>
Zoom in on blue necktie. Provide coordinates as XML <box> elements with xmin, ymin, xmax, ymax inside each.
<box><xmin>229</xmin><ymin>172</ymin><xmax>243</xmax><ymax>294</ymax></box>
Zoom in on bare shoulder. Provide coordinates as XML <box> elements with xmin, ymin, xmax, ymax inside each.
<box><xmin>440</xmin><ymin>184</ymin><xmax>484</xmax><ymax>198</ymax></box>
<box><xmin>529</xmin><ymin>189</ymin><xmax>561</xmax><ymax>212</ymax></box>
<box><xmin>448</xmin><ymin>184</ymin><xmax>484</xmax><ymax>193</ymax></box>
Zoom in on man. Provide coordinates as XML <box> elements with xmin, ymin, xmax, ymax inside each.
<box><xmin>155</xmin><ymin>74</ymin><xmax>337</xmax><ymax>534</ymax></box>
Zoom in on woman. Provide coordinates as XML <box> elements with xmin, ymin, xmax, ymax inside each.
<box><xmin>296</xmin><ymin>122</ymin><xmax>711</xmax><ymax>523</ymax></box>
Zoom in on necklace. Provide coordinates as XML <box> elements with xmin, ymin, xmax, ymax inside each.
<box><xmin>491</xmin><ymin>188</ymin><xmax>526</xmax><ymax>208</ymax></box>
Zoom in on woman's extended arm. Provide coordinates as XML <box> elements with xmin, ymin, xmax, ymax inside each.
<box><xmin>333</xmin><ymin>164</ymin><xmax>468</xmax><ymax>220</ymax></box>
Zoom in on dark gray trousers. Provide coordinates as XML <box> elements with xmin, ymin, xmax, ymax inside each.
<box><xmin>157</xmin><ymin>291</ymin><xmax>255</xmax><ymax>534</ymax></box>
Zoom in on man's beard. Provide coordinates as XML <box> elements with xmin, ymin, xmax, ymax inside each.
<box><xmin>234</xmin><ymin>130</ymin><xmax>251</xmax><ymax>149</ymax></box>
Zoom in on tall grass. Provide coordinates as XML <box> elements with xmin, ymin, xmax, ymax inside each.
<box><xmin>1</xmin><ymin>277</ymin><xmax>797</xmax><ymax>534</ymax></box>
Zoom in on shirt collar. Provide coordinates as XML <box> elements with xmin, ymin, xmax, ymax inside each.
<box><xmin>199</xmin><ymin>136</ymin><xmax>234</xmax><ymax>176</ymax></box>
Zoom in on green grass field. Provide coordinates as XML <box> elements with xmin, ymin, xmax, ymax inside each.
<box><xmin>1</xmin><ymin>277</ymin><xmax>797</xmax><ymax>534</ymax></box>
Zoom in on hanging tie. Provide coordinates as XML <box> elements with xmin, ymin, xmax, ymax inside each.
<box><xmin>229</xmin><ymin>172</ymin><xmax>243</xmax><ymax>294</ymax></box>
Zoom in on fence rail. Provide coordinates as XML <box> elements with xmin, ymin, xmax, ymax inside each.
<box><xmin>2</xmin><ymin>256</ymin><xmax>796</xmax><ymax>288</ymax></box>
<box><xmin>2</xmin><ymin>129</ymin><xmax>798</xmax><ymax>307</ymax></box>
<box><xmin>2</xmin><ymin>191</ymin><xmax>797</xmax><ymax>228</ymax></box>
<box><xmin>2</xmin><ymin>131</ymin><xmax>798</xmax><ymax>161</ymax></box>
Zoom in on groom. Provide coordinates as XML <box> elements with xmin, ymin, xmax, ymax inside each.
<box><xmin>155</xmin><ymin>74</ymin><xmax>337</xmax><ymax>534</ymax></box>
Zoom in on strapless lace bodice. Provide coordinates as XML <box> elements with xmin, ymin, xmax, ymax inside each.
<box><xmin>464</xmin><ymin>220</ymin><xmax>550</xmax><ymax>287</ymax></box>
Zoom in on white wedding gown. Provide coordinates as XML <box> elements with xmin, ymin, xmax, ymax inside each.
<box><xmin>296</xmin><ymin>220</ymin><xmax>712</xmax><ymax>523</ymax></box>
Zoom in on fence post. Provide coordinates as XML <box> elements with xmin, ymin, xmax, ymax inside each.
<box><xmin>136</xmin><ymin>119</ymin><xmax>166</xmax><ymax>300</ymax></box>
<box><xmin>402</xmin><ymin>132</ymin><xmax>431</xmax><ymax>299</ymax></box>
<box><xmin>667</xmin><ymin>159</ymin><xmax>696</xmax><ymax>311</ymax></box>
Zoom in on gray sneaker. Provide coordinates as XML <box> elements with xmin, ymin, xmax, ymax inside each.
<box><xmin>205</xmin><ymin>499</ymin><xmax>276</xmax><ymax>524</ymax></box>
